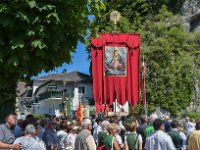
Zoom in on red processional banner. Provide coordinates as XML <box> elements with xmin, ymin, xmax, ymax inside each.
<box><xmin>91</xmin><ymin>33</ymin><xmax>140</xmax><ymax>112</ymax></box>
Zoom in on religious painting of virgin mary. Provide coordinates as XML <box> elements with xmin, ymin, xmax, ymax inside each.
<box><xmin>104</xmin><ymin>46</ymin><xmax>127</xmax><ymax>76</ymax></box>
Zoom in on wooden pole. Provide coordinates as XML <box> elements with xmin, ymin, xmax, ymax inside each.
<box><xmin>115</xmin><ymin>99</ymin><xmax>117</xmax><ymax>122</ymax></box>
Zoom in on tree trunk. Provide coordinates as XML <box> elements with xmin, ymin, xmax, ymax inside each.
<box><xmin>0</xmin><ymin>83</ymin><xmax>17</xmax><ymax>123</ymax></box>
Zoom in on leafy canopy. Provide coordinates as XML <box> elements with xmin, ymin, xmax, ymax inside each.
<box><xmin>0</xmin><ymin>0</ymin><xmax>105</xmax><ymax>82</ymax></box>
<box><xmin>0</xmin><ymin>0</ymin><xmax>105</xmax><ymax>121</ymax></box>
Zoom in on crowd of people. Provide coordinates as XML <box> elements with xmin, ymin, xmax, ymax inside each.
<box><xmin>0</xmin><ymin>112</ymin><xmax>200</xmax><ymax>150</ymax></box>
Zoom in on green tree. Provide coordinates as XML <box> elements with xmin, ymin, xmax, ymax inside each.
<box><xmin>91</xmin><ymin>0</ymin><xmax>151</xmax><ymax>34</ymax></box>
<box><xmin>0</xmin><ymin>0</ymin><xmax>105</xmax><ymax>121</ymax></box>
<box><xmin>90</xmin><ymin>0</ymin><xmax>185</xmax><ymax>35</ymax></box>
<box><xmin>149</xmin><ymin>0</ymin><xmax>185</xmax><ymax>14</ymax></box>
<box><xmin>139</xmin><ymin>7</ymin><xmax>196</xmax><ymax>115</ymax></box>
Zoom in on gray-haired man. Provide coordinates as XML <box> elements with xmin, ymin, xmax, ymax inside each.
<box><xmin>75</xmin><ymin>118</ymin><xmax>96</xmax><ymax>150</ymax></box>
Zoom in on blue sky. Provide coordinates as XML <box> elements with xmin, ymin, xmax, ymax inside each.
<box><xmin>36</xmin><ymin>42</ymin><xmax>90</xmax><ymax>77</ymax></box>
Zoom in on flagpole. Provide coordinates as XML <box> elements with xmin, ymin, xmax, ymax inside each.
<box><xmin>142</xmin><ymin>56</ymin><xmax>147</xmax><ymax>116</ymax></box>
<box><xmin>115</xmin><ymin>99</ymin><xmax>117</xmax><ymax>122</ymax></box>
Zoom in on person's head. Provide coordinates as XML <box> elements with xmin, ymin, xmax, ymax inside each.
<box><xmin>101</xmin><ymin>120</ymin><xmax>110</xmax><ymax>132</ymax></box>
<box><xmin>81</xmin><ymin>118</ymin><xmax>92</xmax><ymax>131</ymax></box>
<box><xmin>129</xmin><ymin>120</ymin><xmax>137</xmax><ymax>132</ymax></box>
<box><xmin>153</xmin><ymin>119</ymin><xmax>165</xmax><ymax>131</ymax></box>
<box><xmin>99</xmin><ymin>118</ymin><xmax>103</xmax><ymax>124</ymax></box>
<box><xmin>113</xmin><ymin>47</ymin><xmax>120</xmax><ymax>57</ymax></box>
<box><xmin>25</xmin><ymin>114</ymin><xmax>36</xmax><ymax>125</ymax></box>
<box><xmin>5</xmin><ymin>112</ymin><xmax>17</xmax><ymax>128</ymax></box>
<box><xmin>67</xmin><ymin>124</ymin><xmax>73</xmax><ymax>133</ymax></box>
<box><xmin>114</xmin><ymin>49</ymin><xmax>119</xmax><ymax>56</ymax></box>
<box><xmin>61</xmin><ymin>117</ymin><xmax>67</xmax><ymax>123</ymax></box>
<box><xmin>96</xmin><ymin>118</ymin><xmax>102</xmax><ymax>125</ymax></box>
<box><xmin>25</xmin><ymin>124</ymin><xmax>36</xmax><ymax>136</ymax></box>
<box><xmin>140</xmin><ymin>114</ymin><xmax>148</xmax><ymax>124</ymax></box>
<box><xmin>171</xmin><ymin>120</ymin><xmax>179</xmax><ymax>129</ymax></box>
<box><xmin>60</xmin><ymin>121</ymin><xmax>67</xmax><ymax>131</ymax></box>
<box><xmin>26</xmin><ymin>114</ymin><xmax>34</xmax><ymax>120</ymax></box>
<box><xmin>196</xmin><ymin>120</ymin><xmax>200</xmax><ymax>130</ymax></box>
<box><xmin>17</xmin><ymin>119</ymin><xmax>24</xmax><ymax>128</ymax></box>
<box><xmin>185</xmin><ymin>117</ymin><xmax>190</xmax><ymax>122</ymax></box>
<box><xmin>40</xmin><ymin>118</ymin><xmax>48</xmax><ymax>128</ymax></box>
<box><xmin>107</xmin><ymin>123</ymin><xmax>116</xmax><ymax>135</ymax></box>
<box><xmin>48</xmin><ymin>119</ymin><xmax>56</xmax><ymax>129</ymax></box>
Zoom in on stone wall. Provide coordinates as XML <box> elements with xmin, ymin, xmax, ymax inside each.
<box><xmin>190</xmin><ymin>12</ymin><xmax>200</xmax><ymax>32</ymax></box>
<box><xmin>182</xmin><ymin>0</ymin><xmax>200</xmax><ymax>32</ymax></box>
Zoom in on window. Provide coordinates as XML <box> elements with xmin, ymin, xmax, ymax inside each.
<box><xmin>78</xmin><ymin>86</ymin><xmax>85</xmax><ymax>94</ymax></box>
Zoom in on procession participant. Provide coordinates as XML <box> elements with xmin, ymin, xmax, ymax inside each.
<box><xmin>145</xmin><ymin>119</ymin><xmax>176</xmax><ymax>150</ymax></box>
<box><xmin>0</xmin><ymin>112</ymin><xmax>22</xmax><ymax>150</ymax></box>
<box><xmin>75</xmin><ymin>118</ymin><xmax>96</xmax><ymax>150</ymax></box>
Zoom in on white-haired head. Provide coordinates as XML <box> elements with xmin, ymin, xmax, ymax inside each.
<box><xmin>101</xmin><ymin>120</ymin><xmax>110</xmax><ymax>132</ymax></box>
<box><xmin>25</xmin><ymin>124</ymin><xmax>35</xmax><ymax>136</ymax></box>
<box><xmin>81</xmin><ymin>118</ymin><xmax>92</xmax><ymax>130</ymax></box>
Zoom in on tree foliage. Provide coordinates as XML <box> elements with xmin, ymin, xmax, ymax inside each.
<box><xmin>91</xmin><ymin>1</ymin><xmax>200</xmax><ymax>115</ymax></box>
<box><xmin>149</xmin><ymin>0</ymin><xmax>185</xmax><ymax>14</ymax></box>
<box><xmin>140</xmin><ymin>7</ymin><xmax>195</xmax><ymax>114</ymax></box>
<box><xmin>0</xmin><ymin>0</ymin><xmax>105</xmax><ymax>121</ymax></box>
<box><xmin>91</xmin><ymin>0</ymin><xmax>185</xmax><ymax>34</ymax></box>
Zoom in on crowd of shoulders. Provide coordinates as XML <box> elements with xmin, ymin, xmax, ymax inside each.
<box><xmin>1</xmin><ymin>112</ymin><xmax>200</xmax><ymax>150</ymax></box>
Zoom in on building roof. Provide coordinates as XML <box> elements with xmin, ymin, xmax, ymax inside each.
<box><xmin>34</xmin><ymin>71</ymin><xmax>91</xmax><ymax>83</ymax></box>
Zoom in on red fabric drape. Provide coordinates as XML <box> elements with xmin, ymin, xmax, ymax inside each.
<box><xmin>92</xmin><ymin>34</ymin><xmax>140</xmax><ymax>111</ymax></box>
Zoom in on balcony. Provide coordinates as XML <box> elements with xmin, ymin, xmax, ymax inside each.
<box><xmin>33</xmin><ymin>90</ymin><xmax>67</xmax><ymax>103</ymax></box>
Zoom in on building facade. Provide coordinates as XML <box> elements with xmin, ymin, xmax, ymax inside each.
<box><xmin>18</xmin><ymin>71</ymin><xmax>93</xmax><ymax>117</ymax></box>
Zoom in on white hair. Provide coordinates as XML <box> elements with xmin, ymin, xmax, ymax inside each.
<box><xmin>101</xmin><ymin>120</ymin><xmax>110</xmax><ymax>131</ymax></box>
<box><xmin>81</xmin><ymin>118</ymin><xmax>91</xmax><ymax>129</ymax></box>
<box><xmin>25</xmin><ymin>124</ymin><xmax>35</xmax><ymax>136</ymax></box>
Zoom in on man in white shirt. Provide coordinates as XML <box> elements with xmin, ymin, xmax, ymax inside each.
<box><xmin>184</xmin><ymin>117</ymin><xmax>195</xmax><ymax>137</ymax></box>
<box><xmin>145</xmin><ymin>119</ymin><xmax>176</xmax><ymax>150</ymax></box>
<box><xmin>93</xmin><ymin>118</ymin><xmax>102</xmax><ymax>144</ymax></box>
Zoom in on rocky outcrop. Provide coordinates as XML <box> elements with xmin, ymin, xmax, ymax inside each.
<box><xmin>181</xmin><ymin>0</ymin><xmax>200</xmax><ymax>32</ymax></box>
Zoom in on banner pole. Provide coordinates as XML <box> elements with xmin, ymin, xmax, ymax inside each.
<box><xmin>143</xmin><ymin>56</ymin><xmax>147</xmax><ymax>116</ymax></box>
<box><xmin>115</xmin><ymin>99</ymin><xmax>117</xmax><ymax>122</ymax></box>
